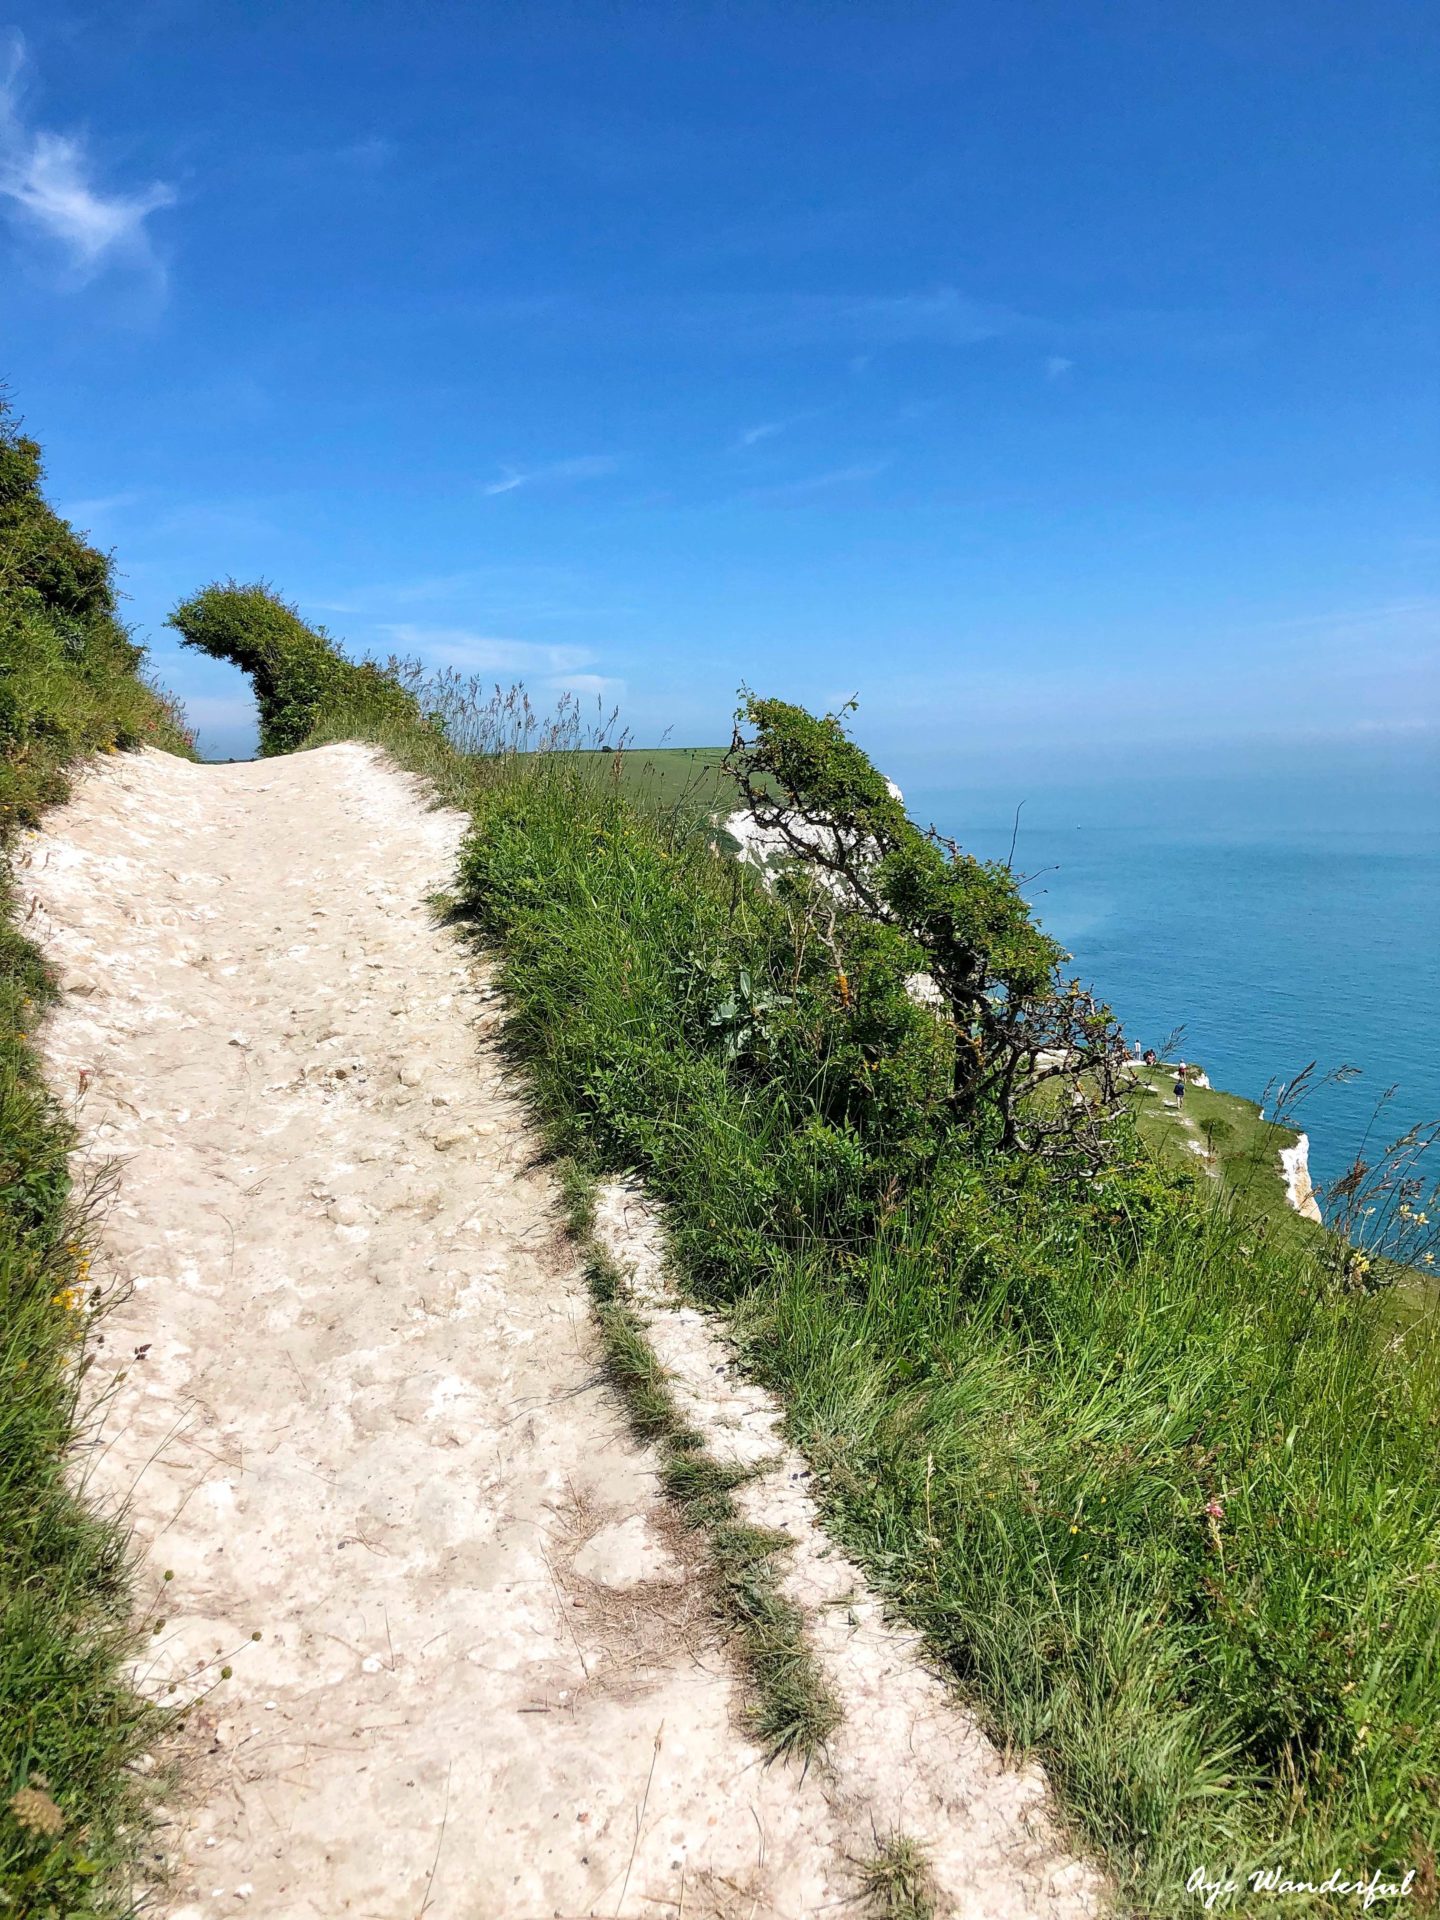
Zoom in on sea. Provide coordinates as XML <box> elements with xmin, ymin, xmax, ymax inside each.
<box><xmin>907</xmin><ymin>784</ymin><xmax>1439</xmax><ymax>1202</ymax></box>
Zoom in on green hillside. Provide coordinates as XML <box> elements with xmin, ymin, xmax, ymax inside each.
<box><xmin>564</xmin><ymin>744</ymin><xmax>734</xmax><ymax>815</ymax></box>
<box><xmin>1</xmin><ymin>404</ymin><xmax>192</xmax><ymax>1913</ymax></box>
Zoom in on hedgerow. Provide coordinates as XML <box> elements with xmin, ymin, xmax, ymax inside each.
<box><xmin>1</xmin><ymin>413</ymin><xmax>191</xmax><ymax>820</ymax></box>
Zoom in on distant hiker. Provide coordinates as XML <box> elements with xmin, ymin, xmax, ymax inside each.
<box><xmin>1143</xmin><ymin>1047</ymin><xmax>1157</xmax><ymax>1067</ymax></box>
<box><xmin>1174</xmin><ymin>1068</ymin><xmax>1187</xmax><ymax>1108</ymax></box>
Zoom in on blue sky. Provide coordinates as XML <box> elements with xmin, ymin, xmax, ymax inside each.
<box><xmin>2</xmin><ymin>0</ymin><xmax>1436</xmax><ymax>812</ymax></box>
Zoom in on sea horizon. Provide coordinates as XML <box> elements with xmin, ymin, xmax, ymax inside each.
<box><xmin>907</xmin><ymin>778</ymin><xmax>1438</xmax><ymax>1202</ymax></box>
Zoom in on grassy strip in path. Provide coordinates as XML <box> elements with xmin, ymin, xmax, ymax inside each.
<box><xmin>857</xmin><ymin>1833</ymin><xmax>939</xmax><ymax>1920</ymax></box>
<box><xmin>560</xmin><ymin>1166</ymin><xmax>840</xmax><ymax>1764</ymax></box>
<box><xmin>564</xmin><ymin>1170</ymin><xmax>942</xmax><ymax>1912</ymax></box>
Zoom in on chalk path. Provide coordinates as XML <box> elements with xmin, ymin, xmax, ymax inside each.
<box><xmin>24</xmin><ymin>745</ymin><xmax>1096</xmax><ymax>1919</ymax></box>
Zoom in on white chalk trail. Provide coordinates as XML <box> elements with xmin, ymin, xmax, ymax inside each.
<box><xmin>24</xmin><ymin>744</ymin><xmax>1099</xmax><ymax>1919</ymax></box>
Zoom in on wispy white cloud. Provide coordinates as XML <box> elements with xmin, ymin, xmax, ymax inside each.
<box><xmin>376</xmin><ymin>624</ymin><xmax>623</xmax><ymax>704</ymax></box>
<box><xmin>54</xmin><ymin>489</ymin><xmax>142</xmax><ymax>526</ymax></box>
<box><xmin>304</xmin><ymin>564</ymin><xmax>631</xmax><ymax>628</ymax></box>
<box><xmin>1241</xmin><ymin>598</ymin><xmax>1439</xmax><ymax>640</ymax></box>
<box><xmin>377</xmin><ymin>625</ymin><xmax>597</xmax><ymax>675</ymax></box>
<box><xmin>449</xmin><ymin>287</ymin><xmax>1255</xmax><ymax>367</ymax></box>
<box><xmin>747</xmin><ymin>461</ymin><xmax>890</xmax><ymax>504</ymax></box>
<box><xmin>553</xmin><ymin>671</ymin><xmax>625</xmax><ymax>701</ymax></box>
<box><xmin>1044</xmin><ymin>355</ymin><xmax>1074</xmax><ymax>380</ymax></box>
<box><xmin>452</xmin><ymin>287</ymin><xmax>1030</xmax><ymax>358</ymax></box>
<box><xmin>666</xmin><ymin>288</ymin><xmax>1027</xmax><ymax>353</ymax></box>
<box><xmin>733</xmin><ymin>411</ymin><xmax>822</xmax><ymax>451</ymax></box>
<box><xmin>315</xmin><ymin>569</ymin><xmax>513</xmax><ymax>609</ymax></box>
<box><xmin>482</xmin><ymin>455</ymin><xmax>619</xmax><ymax>497</ymax></box>
<box><xmin>817</xmin><ymin>288</ymin><xmax>1022</xmax><ymax>349</ymax></box>
<box><xmin>0</xmin><ymin>32</ymin><xmax>174</xmax><ymax>281</ymax></box>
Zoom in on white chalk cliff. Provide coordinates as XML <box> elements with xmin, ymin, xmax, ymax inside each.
<box><xmin>1280</xmin><ymin>1132</ymin><xmax>1323</xmax><ymax>1224</ymax></box>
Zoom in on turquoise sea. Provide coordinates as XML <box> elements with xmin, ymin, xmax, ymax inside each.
<box><xmin>910</xmin><ymin>791</ymin><xmax>1439</xmax><ymax>1202</ymax></box>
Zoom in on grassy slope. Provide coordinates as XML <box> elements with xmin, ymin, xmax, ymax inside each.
<box><xmin>1</xmin><ymin>406</ymin><xmax>194</xmax><ymax>1915</ymax></box>
<box><xmin>607</xmin><ymin>755</ymin><xmax>1334</xmax><ymax>1241</ymax></box>
<box><xmin>1129</xmin><ymin>1065</ymin><xmax>1316</xmax><ymax>1234</ymax></box>
<box><xmin>584</xmin><ymin>751</ymin><xmax>1327</xmax><ymax>1234</ymax></box>
<box><xmin>300</xmin><ymin>679</ymin><xmax>1440</xmax><ymax>1914</ymax></box>
<box><xmin>462</xmin><ymin>763</ymin><xmax>1440</xmax><ymax>1911</ymax></box>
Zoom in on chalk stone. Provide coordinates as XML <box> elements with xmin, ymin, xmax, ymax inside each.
<box><xmin>573</xmin><ymin>1515</ymin><xmax>682</xmax><ymax>1589</ymax></box>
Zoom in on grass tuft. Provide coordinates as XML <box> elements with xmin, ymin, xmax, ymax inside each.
<box><xmin>857</xmin><ymin>1832</ymin><xmax>938</xmax><ymax>1920</ymax></box>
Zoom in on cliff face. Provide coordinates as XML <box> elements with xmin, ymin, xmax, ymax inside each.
<box><xmin>1281</xmin><ymin>1133</ymin><xmax>1323</xmax><ymax>1224</ymax></box>
<box><xmin>722</xmin><ymin>777</ymin><xmax>905</xmax><ymax>883</ymax></box>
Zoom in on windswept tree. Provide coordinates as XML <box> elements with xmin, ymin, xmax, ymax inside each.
<box><xmin>168</xmin><ymin>581</ymin><xmax>418</xmax><ymax>755</ymax></box>
<box><xmin>723</xmin><ymin>694</ymin><xmax>1129</xmax><ymax>1159</ymax></box>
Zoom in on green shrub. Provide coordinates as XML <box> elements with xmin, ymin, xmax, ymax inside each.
<box><xmin>167</xmin><ymin>581</ymin><xmax>418</xmax><ymax>755</ymax></box>
<box><xmin>725</xmin><ymin>695</ymin><xmax>1130</xmax><ymax>1158</ymax></box>
<box><xmin>0</xmin><ymin>406</ymin><xmax>192</xmax><ymax>828</ymax></box>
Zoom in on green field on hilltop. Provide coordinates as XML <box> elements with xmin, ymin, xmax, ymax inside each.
<box><xmin>562</xmin><ymin>744</ymin><xmax>735</xmax><ymax>817</ymax></box>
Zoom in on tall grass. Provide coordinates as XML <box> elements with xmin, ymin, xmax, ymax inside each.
<box><xmin>0</xmin><ymin>932</ymin><xmax>165</xmax><ymax>1913</ymax></box>
<box><xmin>2</xmin><ymin>400</ymin><xmax>192</xmax><ymax>1913</ymax></box>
